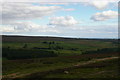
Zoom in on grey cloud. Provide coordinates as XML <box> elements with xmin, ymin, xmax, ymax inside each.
<box><xmin>1</xmin><ymin>3</ymin><xmax>62</xmax><ymax>24</ymax></box>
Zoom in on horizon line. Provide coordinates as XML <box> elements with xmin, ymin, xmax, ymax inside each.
<box><xmin>1</xmin><ymin>34</ymin><xmax>119</xmax><ymax>39</ymax></box>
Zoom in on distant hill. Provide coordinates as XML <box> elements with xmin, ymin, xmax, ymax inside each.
<box><xmin>2</xmin><ymin>35</ymin><xmax>118</xmax><ymax>43</ymax></box>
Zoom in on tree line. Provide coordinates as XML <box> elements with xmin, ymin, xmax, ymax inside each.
<box><xmin>83</xmin><ymin>48</ymin><xmax>118</xmax><ymax>54</ymax></box>
<box><xmin>2</xmin><ymin>48</ymin><xmax>58</xmax><ymax>60</ymax></box>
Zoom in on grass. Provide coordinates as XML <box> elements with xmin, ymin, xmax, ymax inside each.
<box><xmin>2</xmin><ymin>40</ymin><xmax>117</xmax><ymax>57</ymax></box>
<box><xmin>3</xmin><ymin>39</ymin><xmax>117</xmax><ymax>49</ymax></box>
<box><xmin>44</xmin><ymin>59</ymin><xmax>119</xmax><ymax>78</ymax></box>
<box><xmin>2</xmin><ymin>52</ymin><xmax>118</xmax><ymax>77</ymax></box>
<box><xmin>2</xmin><ymin>36</ymin><xmax>119</xmax><ymax>79</ymax></box>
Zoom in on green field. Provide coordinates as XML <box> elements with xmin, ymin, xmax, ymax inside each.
<box><xmin>2</xmin><ymin>35</ymin><xmax>119</xmax><ymax>79</ymax></box>
<box><xmin>2</xmin><ymin>39</ymin><xmax>118</xmax><ymax>56</ymax></box>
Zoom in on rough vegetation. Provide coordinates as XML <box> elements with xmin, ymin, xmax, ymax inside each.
<box><xmin>2</xmin><ymin>35</ymin><xmax>119</xmax><ymax>79</ymax></box>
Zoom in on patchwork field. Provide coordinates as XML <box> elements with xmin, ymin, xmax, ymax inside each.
<box><xmin>2</xmin><ymin>35</ymin><xmax>119</xmax><ymax>79</ymax></box>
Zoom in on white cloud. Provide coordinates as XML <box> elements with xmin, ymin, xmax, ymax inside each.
<box><xmin>0</xmin><ymin>26</ymin><xmax>15</xmax><ymax>32</ymax></box>
<box><xmin>49</xmin><ymin>16</ymin><xmax>79</xmax><ymax>27</ymax></box>
<box><xmin>0</xmin><ymin>3</ymin><xmax>62</xmax><ymax>33</ymax></box>
<box><xmin>82</xmin><ymin>0</ymin><xmax>118</xmax><ymax>10</ymax></box>
<box><xmin>90</xmin><ymin>1</ymin><xmax>109</xmax><ymax>10</ymax></box>
<box><xmin>1</xmin><ymin>0</ymin><xmax>119</xmax><ymax>3</ymax></box>
<box><xmin>1</xmin><ymin>3</ymin><xmax>62</xmax><ymax>24</ymax></box>
<box><xmin>91</xmin><ymin>10</ymin><xmax>118</xmax><ymax>21</ymax></box>
<box><xmin>13</xmin><ymin>22</ymin><xmax>40</xmax><ymax>32</ymax></box>
<box><xmin>63</xmin><ymin>8</ymin><xmax>75</xmax><ymax>11</ymax></box>
<box><xmin>0</xmin><ymin>21</ymin><xmax>60</xmax><ymax>33</ymax></box>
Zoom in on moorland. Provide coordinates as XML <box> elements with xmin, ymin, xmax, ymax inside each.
<box><xmin>2</xmin><ymin>35</ymin><xmax>119</xmax><ymax>79</ymax></box>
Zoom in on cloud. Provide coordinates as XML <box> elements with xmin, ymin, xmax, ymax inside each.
<box><xmin>0</xmin><ymin>3</ymin><xmax>62</xmax><ymax>33</ymax></box>
<box><xmin>0</xmin><ymin>21</ymin><xmax>60</xmax><ymax>33</ymax></box>
<box><xmin>0</xmin><ymin>26</ymin><xmax>15</xmax><ymax>32</ymax></box>
<box><xmin>82</xmin><ymin>0</ymin><xmax>118</xmax><ymax>10</ymax></box>
<box><xmin>13</xmin><ymin>22</ymin><xmax>40</xmax><ymax>32</ymax></box>
<box><xmin>2</xmin><ymin>0</ymin><xmax>119</xmax><ymax>3</ymax></box>
<box><xmin>91</xmin><ymin>10</ymin><xmax>118</xmax><ymax>21</ymax></box>
<box><xmin>49</xmin><ymin>16</ymin><xmax>79</xmax><ymax>27</ymax></box>
<box><xmin>38</xmin><ymin>2</ymin><xmax>69</xmax><ymax>5</ymax></box>
<box><xmin>63</xmin><ymin>8</ymin><xmax>75</xmax><ymax>11</ymax></box>
<box><xmin>1</xmin><ymin>3</ymin><xmax>75</xmax><ymax>34</ymax></box>
<box><xmin>90</xmin><ymin>1</ymin><xmax>109</xmax><ymax>10</ymax></box>
<box><xmin>1</xmin><ymin>3</ymin><xmax>62</xmax><ymax>24</ymax></box>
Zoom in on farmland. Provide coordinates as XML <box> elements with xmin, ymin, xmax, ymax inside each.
<box><xmin>2</xmin><ymin>35</ymin><xmax>119</xmax><ymax>79</ymax></box>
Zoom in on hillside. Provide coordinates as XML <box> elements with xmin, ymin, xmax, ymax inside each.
<box><xmin>2</xmin><ymin>35</ymin><xmax>118</xmax><ymax>42</ymax></box>
<box><xmin>2</xmin><ymin>35</ymin><xmax>119</xmax><ymax>79</ymax></box>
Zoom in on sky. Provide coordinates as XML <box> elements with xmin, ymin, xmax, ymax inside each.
<box><xmin>0</xmin><ymin>0</ymin><xmax>119</xmax><ymax>38</ymax></box>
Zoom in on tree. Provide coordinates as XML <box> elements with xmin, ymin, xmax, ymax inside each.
<box><xmin>23</xmin><ymin>44</ymin><xmax>28</xmax><ymax>48</ymax></box>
